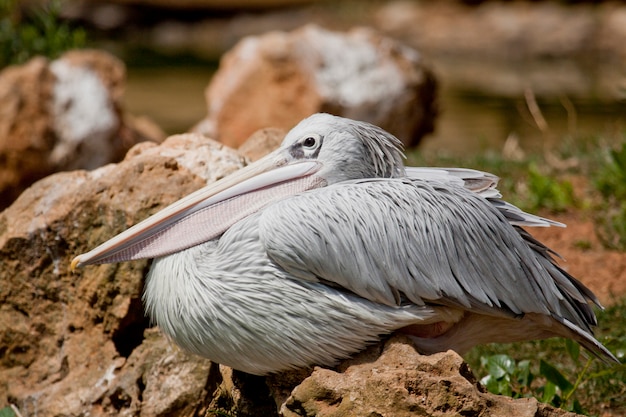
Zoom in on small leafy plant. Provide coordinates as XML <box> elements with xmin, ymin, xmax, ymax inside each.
<box><xmin>524</xmin><ymin>163</ymin><xmax>576</xmax><ymax>213</ymax></box>
<box><xmin>0</xmin><ymin>0</ymin><xmax>86</xmax><ymax>67</ymax></box>
<box><xmin>593</xmin><ymin>142</ymin><xmax>626</xmax><ymax>250</ymax></box>
<box><xmin>479</xmin><ymin>354</ymin><xmax>532</xmax><ymax>398</ymax></box>
<box><xmin>478</xmin><ymin>340</ymin><xmax>588</xmax><ymax>414</ymax></box>
<box><xmin>469</xmin><ymin>298</ymin><xmax>626</xmax><ymax>416</ymax></box>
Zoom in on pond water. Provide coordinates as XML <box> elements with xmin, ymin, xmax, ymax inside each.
<box><xmin>125</xmin><ymin>67</ymin><xmax>213</xmax><ymax>134</ymax></box>
<box><xmin>123</xmin><ymin>65</ymin><xmax>626</xmax><ymax>157</ymax></box>
<box><xmin>423</xmin><ymin>86</ymin><xmax>626</xmax><ymax>156</ymax></box>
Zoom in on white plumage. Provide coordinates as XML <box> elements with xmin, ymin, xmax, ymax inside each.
<box><xmin>73</xmin><ymin>113</ymin><xmax>617</xmax><ymax>375</ymax></box>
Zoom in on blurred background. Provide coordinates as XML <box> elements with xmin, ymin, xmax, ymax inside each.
<box><xmin>3</xmin><ymin>0</ymin><xmax>625</xmax><ymax>156</ymax></box>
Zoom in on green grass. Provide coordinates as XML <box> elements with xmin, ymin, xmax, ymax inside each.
<box><xmin>593</xmin><ymin>142</ymin><xmax>626</xmax><ymax>250</ymax></box>
<box><xmin>0</xmin><ymin>0</ymin><xmax>86</xmax><ymax>68</ymax></box>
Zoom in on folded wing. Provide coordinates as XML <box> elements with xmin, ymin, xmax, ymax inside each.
<box><xmin>259</xmin><ymin>177</ymin><xmax>600</xmax><ymax>345</ymax></box>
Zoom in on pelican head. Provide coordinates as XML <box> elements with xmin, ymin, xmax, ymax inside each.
<box><xmin>72</xmin><ymin>113</ymin><xmax>405</xmax><ymax>268</ymax></box>
<box><xmin>281</xmin><ymin>113</ymin><xmax>406</xmax><ymax>184</ymax></box>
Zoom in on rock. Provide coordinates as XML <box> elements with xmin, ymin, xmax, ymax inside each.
<box><xmin>0</xmin><ymin>57</ymin><xmax>54</xmax><ymax>209</ymax></box>
<box><xmin>0</xmin><ymin>49</ymin><xmax>165</xmax><ymax>210</ymax></box>
<box><xmin>375</xmin><ymin>2</ymin><xmax>593</xmax><ymax>60</ymax></box>
<box><xmin>195</xmin><ymin>24</ymin><xmax>437</xmax><ymax>149</ymax></box>
<box><xmin>281</xmin><ymin>335</ymin><xmax>578</xmax><ymax>417</ymax></box>
<box><xmin>238</xmin><ymin>127</ymin><xmax>286</xmax><ymax>161</ymax></box>
<box><xmin>105</xmin><ymin>328</ymin><xmax>215</xmax><ymax>417</ymax></box>
<box><xmin>0</xmin><ymin>133</ymin><xmax>244</xmax><ymax>417</ymax></box>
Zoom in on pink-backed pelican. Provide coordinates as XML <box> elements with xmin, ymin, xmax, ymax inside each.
<box><xmin>72</xmin><ymin>113</ymin><xmax>618</xmax><ymax>375</ymax></box>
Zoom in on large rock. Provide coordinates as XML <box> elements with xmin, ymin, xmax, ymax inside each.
<box><xmin>0</xmin><ymin>129</ymin><xmax>578</xmax><ymax>416</ymax></box>
<box><xmin>0</xmin><ymin>49</ymin><xmax>164</xmax><ymax>210</ymax></box>
<box><xmin>0</xmin><ymin>133</ymin><xmax>244</xmax><ymax>417</ymax></box>
<box><xmin>281</xmin><ymin>336</ymin><xmax>577</xmax><ymax>417</ymax></box>
<box><xmin>194</xmin><ymin>24</ymin><xmax>437</xmax><ymax>149</ymax></box>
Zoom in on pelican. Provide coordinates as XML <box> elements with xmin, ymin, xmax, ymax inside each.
<box><xmin>72</xmin><ymin>113</ymin><xmax>618</xmax><ymax>375</ymax></box>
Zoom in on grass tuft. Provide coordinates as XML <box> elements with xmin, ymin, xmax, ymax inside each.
<box><xmin>593</xmin><ymin>142</ymin><xmax>626</xmax><ymax>250</ymax></box>
<box><xmin>0</xmin><ymin>0</ymin><xmax>86</xmax><ymax>68</ymax></box>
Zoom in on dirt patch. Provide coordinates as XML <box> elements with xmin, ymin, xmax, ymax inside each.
<box><xmin>529</xmin><ymin>212</ymin><xmax>626</xmax><ymax>305</ymax></box>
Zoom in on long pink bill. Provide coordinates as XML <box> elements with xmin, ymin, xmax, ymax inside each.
<box><xmin>71</xmin><ymin>155</ymin><xmax>323</xmax><ymax>269</ymax></box>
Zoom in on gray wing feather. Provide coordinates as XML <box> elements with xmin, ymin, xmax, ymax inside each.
<box><xmin>259</xmin><ymin>177</ymin><xmax>596</xmax><ymax>333</ymax></box>
<box><xmin>406</xmin><ymin>167</ymin><xmax>564</xmax><ymax>228</ymax></box>
<box><xmin>406</xmin><ymin>167</ymin><xmax>500</xmax><ymax>198</ymax></box>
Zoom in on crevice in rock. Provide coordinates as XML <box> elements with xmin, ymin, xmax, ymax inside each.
<box><xmin>196</xmin><ymin>362</ymin><xmax>224</xmax><ymax>417</ymax></box>
<box><xmin>266</xmin><ymin>367</ymin><xmax>313</xmax><ymax>409</ymax></box>
<box><xmin>231</xmin><ymin>370</ymin><xmax>280</xmax><ymax>417</ymax></box>
<box><xmin>459</xmin><ymin>361</ymin><xmax>481</xmax><ymax>388</ymax></box>
<box><xmin>112</xmin><ymin>296</ymin><xmax>150</xmax><ymax>358</ymax></box>
<box><xmin>108</xmin><ymin>387</ymin><xmax>132</xmax><ymax>411</ymax></box>
<box><xmin>136</xmin><ymin>375</ymin><xmax>146</xmax><ymax>403</ymax></box>
<box><xmin>204</xmin><ymin>362</ymin><xmax>223</xmax><ymax>397</ymax></box>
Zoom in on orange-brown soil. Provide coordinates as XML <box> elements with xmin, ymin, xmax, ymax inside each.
<box><xmin>530</xmin><ymin>212</ymin><xmax>626</xmax><ymax>305</ymax></box>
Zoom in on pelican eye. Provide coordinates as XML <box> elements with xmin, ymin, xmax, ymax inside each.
<box><xmin>291</xmin><ymin>134</ymin><xmax>322</xmax><ymax>159</ymax></box>
<box><xmin>303</xmin><ymin>136</ymin><xmax>317</xmax><ymax>148</ymax></box>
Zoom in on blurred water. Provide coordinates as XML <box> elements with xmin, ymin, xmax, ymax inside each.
<box><xmin>124</xmin><ymin>67</ymin><xmax>213</xmax><ymax>134</ymax></box>
<box><xmin>421</xmin><ymin>86</ymin><xmax>626</xmax><ymax>156</ymax></box>
<box><xmin>124</xmin><ymin>65</ymin><xmax>626</xmax><ymax>156</ymax></box>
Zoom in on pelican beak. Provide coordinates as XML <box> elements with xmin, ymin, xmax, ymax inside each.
<box><xmin>71</xmin><ymin>151</ymin><xmax>323</xmax><ymax>270</ymax></box>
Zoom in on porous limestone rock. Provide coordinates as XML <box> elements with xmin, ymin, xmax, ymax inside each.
<box><xmin>238</xmin><ymin>127</ymin><xmax>286</xmax><ymax>162</ymax></box>
<box><xmin>0</xmin><ymin>133</ymin><xmax>243</xmax><ymax>417</ymax></box>
<box><xmin>281</xmin><ymin>335</ymin><xmax>578</xmax><ymax>417</ymax></box>
<box><xmin>0</xmin><ymin>49</ymin><xmax>164</xmax><ymax>210</ymax></box>
<box><xmin>195</xmin><ymin>24</ymin><xmax>437</xmax><ymax>149</ymax></box>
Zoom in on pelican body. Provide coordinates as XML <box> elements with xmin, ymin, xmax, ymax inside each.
<box><xmin>73</xmin><ymin>113</ymin><xmax>618</xmax><ymax>375</ymax></box>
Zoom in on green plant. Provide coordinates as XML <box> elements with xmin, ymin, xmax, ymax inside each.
<box><xmin>478</xmin><ymin>345</ymin><xmax>589</xmax><ymax>413</ymax></box>
<box><xmin>592</xmin><ymin>142</ymin><xmax>626</xmax><ymax>250</ymax></box>
<box><xmin>594</xmin><ymin>143</ymin><xmax>626</xmax><ymax>200</ymax></box>
<box><xmin>467</xmin><ymin>298</ymin><xmax>626</xmax><ymax>416</ymax></box>
<box><xmin>573</xmin><ymin>239</ymin><xmax>592</xmax><ymax>250</ymax></box>
<box><xmin>0</xmin><ymin>406</ymin><xmax>19</xmax><ymax>417</ymax></box>
<box><xmin>0</xmin><ymin>0</ymin><xmax>86</xmax><ymax>67</ymax></box>
<box><xmin>479</xmin><ymin>354</ymin><xmax>532</xmax><ymax>398</ymax></box>
<box><xmin>524</xmin><ymin>163</ymin><xmax>576</xmax><ymax>213</ymax></box>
